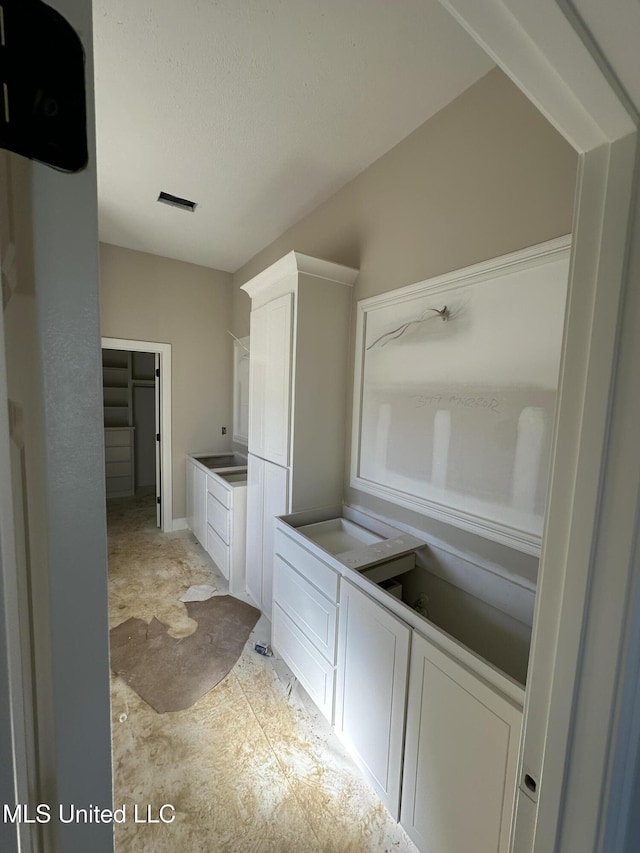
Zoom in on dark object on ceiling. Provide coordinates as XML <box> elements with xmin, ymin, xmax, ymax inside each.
<box><xmin>158</xmin><ymin>191</ymin><xmax>198</xmax><ymax>212</ymax></box>
<box><xmin>0</xmin><ymin>0</ymin><xmax>88</xmax><ymax>172</ymax></box>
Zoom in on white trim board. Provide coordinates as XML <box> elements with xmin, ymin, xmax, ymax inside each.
<box><xmin>101</xmin><ymin>337</ymin><xmax>173</xmax><ymax>532</ymax></box>
<box><xmin>436</xmin><ymin>2</ymin><xmax>640</xmax><ymax>852</ymax></box>
<box><xmin>0</xmin><ymin>232</ymin><xmax>33</xmax><ymax>853</ymax></box>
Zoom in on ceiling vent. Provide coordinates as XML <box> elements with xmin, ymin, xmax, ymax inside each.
<box><xmin>157</xmin><ymin>191</ymin><xmax>197</xmax><ymax>212</ymax></box>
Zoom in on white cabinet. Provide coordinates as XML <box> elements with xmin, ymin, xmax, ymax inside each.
<box><xmin>335</xmin><ymin>579</ymin><xmax>410</xmax><ymax>820</ymax></box>
<box><xmin>186</xmin><ymin>457</ymin><xmax>206</xmax><ymax>547</ymax></box>
<box><xmin>245</xmin><ymin>454</ymin><xmax>289</xmax><ymax>615</ymax></box>
<box><xmin>241</xmin><ymin>252</ymin><xmax>358</xmax><ymax>614</ymax></box>
<box><xmin>272</xmin><ymin>524</ymin><xmax>340</xmax><ymax>721</ymax></box>
<box><xmin>205</xmin><ymin>470</ymin><xmax>247</xmax><ymax>596</ymax></box>
<box><xmin>187</xmin><ymin>457</ymin><xmax>249</xmax><ymax>598</ymax></box>
<box><xmin>248</xmin><ymin>293</ymin><xmax>293</xmax><ymax>467</ymax></box>
<box><xmin>274</xmin><ymin>512</ymin><xmax>524</xmax><ymax>850</ymax></box>
<box><xmin>104</xmin><ymin>427</ymin><xmax>135</xmax><ymax>498</ymax></box>
<box><xmin>400</xmin><ymin>631</ymin><xmax>521</xmax><ymax>853</ymax></box>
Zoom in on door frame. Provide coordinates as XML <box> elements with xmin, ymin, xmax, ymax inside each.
<box><xmin>0</xmin><ymin>242</ymin><xmax>33</xmax><ymax>853</ymax></box>
<box><xmin>101</xmin><ymin>337</ymin><xmax>173</xmax><ymax>532</ymax></box>
<box><xmin>437</xmin><ymin>1</ymin><xmax>639</xmax><ymax>850</ymax></box>
<box><xmin>0</xmin><ymin>2</ymin><xmax>638</xmax><ymax>853</ymax></box>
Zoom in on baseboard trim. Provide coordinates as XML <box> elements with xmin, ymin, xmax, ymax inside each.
<box><xmin>172</xmin><ymin>517</ymin><xmax>188</xmax><ymax>531</ymax></box>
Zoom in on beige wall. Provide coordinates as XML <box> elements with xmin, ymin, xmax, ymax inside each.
<box><xmin>233</xmin><ymin>67</ymin><xmax>576</xmax><ymax>321</ymax></box>
<box><xmin>100</xmin><ymin>243</ymin><xmax>234</xmax><ymax>520</ymax></box>
<box><xmin>233</xmin><ymin>67</ymin><xmax>577</xmax><ymax>569</ymax></box>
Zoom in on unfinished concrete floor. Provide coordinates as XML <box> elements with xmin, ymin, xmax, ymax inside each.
<box><xmin>108</xmin><ymin>492</ymin><xmax>418</xmax><ymax>853</ymax></box>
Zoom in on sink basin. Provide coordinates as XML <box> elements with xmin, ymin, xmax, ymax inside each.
<box><xmin>218</xmin><ymin>471</ymin><xmax>247</xmax><ymax>484</ymax></box>
<box><xmin>294</xmin><ymin>513</ymin><xmax>424</xmax><ymax>577</ymax></box>
<box><xmin>297</xmin><ymin>518</ymin><xmax>384</xmax><ymax>555</ymax></box>
<box><xmin>194</xmin><ymin>453</ymin><xmax>247</xmax><ymax>470</ymax></box>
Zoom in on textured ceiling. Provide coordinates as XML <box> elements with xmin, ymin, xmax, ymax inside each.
<box><xmin>93</xmin><ymin>1</ymin><xmax>493</xmax><ymax>272</ymax></box>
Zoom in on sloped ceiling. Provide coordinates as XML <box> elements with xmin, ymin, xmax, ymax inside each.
<box><xmin>93</xmin><ymin>0</ymin><xmax>494</xmax><ymax>272</ymax></box>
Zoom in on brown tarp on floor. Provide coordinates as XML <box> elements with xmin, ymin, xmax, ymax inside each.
<box><xmin>110</xmin><ymin>595</ymin><xmax>260</xmax><ymax>713</ymax></box>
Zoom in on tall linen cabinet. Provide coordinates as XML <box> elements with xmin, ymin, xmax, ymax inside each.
<box><xmin>241</xmin><ymin>252</ymin><xmax>358</xmax><ymax>618</ymax></box>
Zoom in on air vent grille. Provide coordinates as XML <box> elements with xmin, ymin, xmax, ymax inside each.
<box><xmin>157</xmin><ymin>191</ymin><xmax>197</xmax><ymax>212</ymax></box>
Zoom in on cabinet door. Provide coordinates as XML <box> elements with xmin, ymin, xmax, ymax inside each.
<box><xmin>245</xmin><ymin>454</ymin><xmax>265</xmax><ymax>607</ymax></box>
<box><xmin>335</xmin><ymin>579</ymin><xmax>410</xmax><ymax>819</ymax></box>
<box><xmin>248</xmin><ymin>293</ymin><xmax>293</xmax><ymax>466</ymax></box>
<box><xmin>400</xmin><ymin>631</ymin><xmax>522</xmax><ymax>853</ymax></box>
<box><xmin>261</xmin><ymin>459</ymin><xmax>289</xmax><ymax>620</ymax></box>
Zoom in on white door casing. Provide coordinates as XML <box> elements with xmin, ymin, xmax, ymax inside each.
<box><xmin>155</xmin><ymin>352</ymin><xmax>161</xmax><ymax>526</ymax></box>
<box><xmin>437</xmin><ymin>2</ymin><xmax>640</xmax><ymax>851</ymax></box>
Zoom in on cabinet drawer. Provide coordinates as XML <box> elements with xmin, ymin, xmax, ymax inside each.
<box><xmin>105</xmin><ymin>460</ymin><xmax>132</xmax><ymax>478</ymax></box>
<box><xmin>206</xmin><ymin>524</ymin><xmax>229</xmax><ymax>580</ymax></box>
<box><xmin>104</xmin><ymin>429</ymin><xmax>132</xmax><ymax>447</ymax></box>
<box><xmin>207</xmin><ymin>492</ymin><xmax>230</xmax><ymax>544</ymax></box>
<box><xmin>273</xmin><ymin>556</ymin><xmax>337</xmax><ymax>663</ymax></box>
<box><xmin>105</xmin><ymin>445</ymin><xmax>131</xmax><ymax>464</ymax></box>
<box><xmin>272</xmin><ymin>604</ymin><xmax>335</xmax><ymax>723</ymax></box>
<box><xmin>207</xmin><ymin>473</ymin><xmax>231</xmax><ymax>508</ymax></box>
<box><xmin>274</xmin><ymin>529</ymin><xmax>339</xmax><ymax>602</ymax></box>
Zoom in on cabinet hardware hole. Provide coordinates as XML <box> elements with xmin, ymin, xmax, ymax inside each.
<box><xmin>524</xmin><ymin>774</ymin><xmax>537</xmax><ymax>793</ymax></box>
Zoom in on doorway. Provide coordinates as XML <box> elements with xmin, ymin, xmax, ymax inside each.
<box><xmin>101</xmin><ymin>337</ymin><xmax>173</xmax><ymax>532</ymax></box>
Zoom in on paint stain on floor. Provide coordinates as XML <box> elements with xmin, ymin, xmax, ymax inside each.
<box><xmin>108</xmin><ymin>492</ymin><xmax>418</xmax><ymax>853</ymax></box>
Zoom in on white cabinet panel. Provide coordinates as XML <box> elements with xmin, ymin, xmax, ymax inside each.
<box><xmin>188</xmin><ymin>458</ymin><xmax>248</xmax><ymax>594</ymax></box>
<box><xmin>272</xmin><ymin>603</ymin><xmax>335</xmax><ymax>722</ymax></box>
<box><xmin>245</xmin><ymin>454</ymin><xmax>288</xmax><ymax>614</ymax></box>
<box><xmin>400</xmin><ymin>631</ymin><xmax>522</xmax><ymax>853</ymax></box>
<box><xmin>207</xmin><ymin>492</ymin><xmax>230</xmax><ymax>544</ymax></box>
<box><xmin>207</xmin><ymin>524</ymin><xmax>230</xmax><ymax>580</ymax></box>
<box><xmin>248</xmin><ymin>309</ymin><xmax>267</xmax><ymax>458</ymax></box>
<box><xmin>193</xmin><ymin>463</ymin><xmax>206</xmax><ymax>547</ymax></box>
<box><xmin>273</xmin><ymin>555</ymin><xmax>337</xmax><ymax>662</ymax></box>
<box><xmin>335</xmin><ymin>579</ymin><xmax>410</xmax><ymax>820</ymax></box>
<box><xmin>105</xmin><ymin>427</ymin><xmax>134</xmax><ymax>497</ymax></box>
<box><xmin>206</xmin><ymin>471</ymin><xmax>232</xmax><ymax>507</ymax></box>
<box><xmin>233</xmin><ymin>336</ymin><xmax>250</xmax><ymax>445</ymax></box>
<box><xmin>274</xmin><ymin>528</ymin><xmax>339</xmax><ymax>601</ymax></box>
<box><xmin>245</xmin><ymin>454</ymin><xmax>265</xmax><ymax>607</ymax></box>
<box><xmin>261</xmin><ymin>459</ymin><xmax>289</xmax><ymax>619</ymax></box>
<box><xmin>186</xmin><ymin>458</ymin><xmax>207</xmax><ymax>546</ymax></box>
<box><xmin>248</xmin><ymin>293</ymin><xmax>293</xmax><ymax>467</ymax></box>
